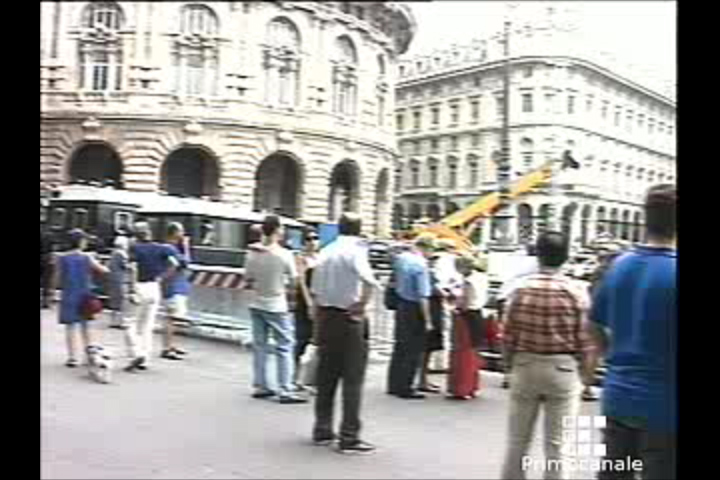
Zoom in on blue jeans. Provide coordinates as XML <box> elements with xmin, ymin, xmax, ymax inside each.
<box><xmin>250</xmin><ymin>308</ymin><xmax>295</xmax><ymax>396</ymax></box>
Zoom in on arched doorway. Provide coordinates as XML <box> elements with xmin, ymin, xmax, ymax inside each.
<box><xmin>374</xmin><ymin>169</ymin><xmax>390</xmax><ymax>237</ymax></box>
<box><xmin>562</xmin><ymin>203</ymin><xmax>578</xmax><ymax>244</ymax></box>
<box><xmin>161</xmin><ymin>146</ymin><xmax>219</xmax><ymax>198</ymax></box>
<box><xmin>596</xmin><ymin>206</ymin><xmax>607</xmax><ymax>236</ymax></box>
<box><xmin>328</xmin><ymin>160</ymin><xmax>360</xmax><ymax>222</ymax></box>
<box><xmin>68</xmin><ymin>142</ymin><xmax>123</xmax><ymax>187</ymax></box>
<box><xmin>633</xmin><ymin>211</ymin><xmax>643</xmax><ymax>243</ymax></box>
<box><xmin>538</xmin><ymin>204</ymin><xmax>552</xmax><ymax>233</ymax></box>
<box><xmin>517</xmin><ymin>204</ymin><xmax>533</xmax><ymax>244</ymax></box>
<box><xmin>409</xmin><ymin>203</ymin><xmax>422</xmax><ymax>223</ymax></box>
<box><xmin>581</xmin><ymin>205</ymin><xmax>593</xmax><ymax>246</ymax></box>
<box><xmin>253</xmin><ymin>152</ymin><xmax>302</xmax><ymax>218</ymax></box>
<box><xmin>621</xmin><ymin>210</ymin><xmax>631</xmax><ymax>240</ymax></box>
<box><xmin>392</xmin><ymin>204</ymin><xmax>405</xmax><ymax>231</ymax></box>
<box><xmin>427</xmin><ymin>204</ymin><xmax>442</xmax><ymax>222</ymax></box>
<box><xmin>609</xmin><ymin>208</ymin><xmax>619</xmax><ymax>238</ymax></box>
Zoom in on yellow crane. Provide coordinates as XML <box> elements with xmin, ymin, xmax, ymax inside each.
<box><xmin>412</xmin><ymin>161</ymin><xmax>554</xmax><ymax>251</ymax></box>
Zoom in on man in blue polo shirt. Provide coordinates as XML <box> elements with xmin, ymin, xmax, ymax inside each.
<box><xmin>591</xmin><ymin>184</ymin><xmax>677</xmax><ymax>480</ymax></box>
<box><xmin>125</xmin><ymin>222</ymin><xmax>179</xmax><ymax>372</ymax></box>
<box><xmin>387</xmin><ymin>235</ymin><xmax>435</xmax><ymax>399</ymax></box>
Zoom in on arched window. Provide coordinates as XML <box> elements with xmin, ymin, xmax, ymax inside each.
<box><xmin>520</xmin><ymin>138</ymin><xmax>534</xmax><ymax>171</ymax></box>
<box><xmin>173</xmin><ymin>4</ymin><xmax>220</xmax><ymax>96</ymax></box>
<box><xmin>182</xmin><ymin>4</ymin><xmax>218</xmax><ymax>36</ymax></box>
<box><xmin>395</xmin><ymin>164</ymin><xmax>403</xmax><ymax>190</ymax></box>
<box><xmin>410</xmin><ymin>160</ymin><xmax>421</xmax><ymax>188</ymax></box>
<box><xmin>376</xmin><ymin>54</ymin><xmax>388</xmax><ymax>125</ymax></box>
<box><xmin>377</xmin><ymin>54</ymin><xmax>387</xmax><ymax>77</ymax></box>
<box><xmin>83</xmin><ymin>2</ymin><xmax>123</xmax><ymax>30</ymax></box>
<box><xmin>468</xmin><ymin>154</ymin><xmax>479</xmax><ymax>187</ymax></box>
<box><xmin>448</xmin><ymin>157</ymin><xmax>459</xmax><ymax>189</ymax></box>
<box><xmin>78</xmin><ymin>2</ymin><xmax>124</xmax><ymax>91</ymax></box>
<box><xmin>264</xmin><ymin>17</ymin><xmax>301</xmax><ymax>107</ymax></box>
<box><xmin>333</xmin><ymin>36</ymin><xmax>358</xmax><ymax>116</ymax></box>
<box><xmin>428</xmin><ymin>158</ymin><xmax>439</xmax><ymax>187</ymax></box>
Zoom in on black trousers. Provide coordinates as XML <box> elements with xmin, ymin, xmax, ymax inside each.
<box><xmin>40</xmin><ymin>260</ymin><xmax>53</xmax><ymax>308</ymax></box>
<box><xmin>313</xmin><ymin>307</ymin><xmax>369</xmax><ymax>444</ymax></box>
<box><xmin>293</xmin><ymin>301</ymin><xmax>313</xmax><ymax>365</ymax></box>
<box><xmin>387</xmin><ymin>298</ymin><xmax>427</xmax><ymax>395</ymax></box>
<box><xmin>598</xmin><ymin>417</ymin><xmax>676</xmax><ymax>480</ymax></box>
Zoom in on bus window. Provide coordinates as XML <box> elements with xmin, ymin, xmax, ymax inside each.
<box><xmin>52</xmin><ymin>208</ymin><xmax>66</xmax><ymax>229</ymax></box>
<box><xmin>73</xmin><ymin>209</ymin><xmax>89</xmax><ymax>230</ymax></box>
<box><xmin>114</xmin><ymin>212</ymin><xmax>133</xmax><ymax>234</ymax></box>
<box><xmin>215</xmin><ymin>219</ymin><xmax>243</xmax><ymax>249</ymax></box>
<box><xmin>200</xmin><ymin>220</ymin><xmax>216</xmax><ymax>246</ymax></box>
<box><xmin>285</xmin><ymin>227</ymin><xmax>303</xmax><ymax>250</ymax></box>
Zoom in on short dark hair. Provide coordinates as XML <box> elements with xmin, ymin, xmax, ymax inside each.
<box><xmin>167</xmin><ymin>222</ymin><xmax>184</xmax><ymax>238</ymax></box>
<box><xmin>304</xmin><ymin>229</ymin><xmax>319</xmax><ymax>243</ymax></box>
<box><xmin>68</xmin><ymin>229</ymin><xmax>87</xmax><ymax>250</ymax></box>
<box><xmin>644</xmin><ymin>184</ymin><xmax>676</xmax><ymax>240</ymax></box>
<box><xmin>338</xmin><ymin>212</ymin><xmax>362</xmax><ymax>236</ymax></box>
<box><xmin>536</xmin><ymin>231</ymin><xmax>569</xmax><ymax>268</ymax></box>
<box><xmin>248</xmin><ymin>224</ymin><xmax>263</xmax><ymax>243</ymax></box>
<box><xmin>261</xmin><ymin>215</ymin><xmax>282</xmax><ymax>237</ymax></box>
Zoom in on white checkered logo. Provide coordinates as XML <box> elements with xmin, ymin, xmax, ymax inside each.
<box><xmin>561</xmin><ymin>415</ymin><xmax>606</xmax><ymax>458</ymax></box>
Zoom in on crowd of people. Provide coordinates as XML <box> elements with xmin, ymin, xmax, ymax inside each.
<box><xmin>42</xmin><ymin>183</ymin><xmax>676</xmax><ymax>478</ymax></box>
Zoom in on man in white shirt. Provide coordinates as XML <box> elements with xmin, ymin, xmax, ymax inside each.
<box><xmin>311</xmin><ymin>213</ymin><xmax>380</xmax><ymax>454</ymax></box>
<box><xmin>243</xmin><ymin>215</ymin><xmax>306</xmax><ymax>404</ymax></box>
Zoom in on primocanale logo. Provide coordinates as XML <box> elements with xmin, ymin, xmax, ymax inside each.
<box><xmin>522</xmin><ymin>416</ymin><xmax>644</xmax><ymax>475</ymax></box>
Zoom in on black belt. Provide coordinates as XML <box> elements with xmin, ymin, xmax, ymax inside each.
<box><xmin>523</xmin><ymin>351</ymin><xmax>578</xmax><ymax>356</ymax></box>
<box><xmin>320</xmin><ymin>306</ymin><xmax>349</xmax><ymax>313</ymax></box>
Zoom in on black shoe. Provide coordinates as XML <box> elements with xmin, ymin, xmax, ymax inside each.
<box><xmin>251</xmin><ymin>389</ymin><xmax>276</xmax><ymax>399</ymax></box>
<box><xmin>312</xmin><ymin>434</ymin><xmax>337</xmax><ymax>446</ymax></box>
<box><xmin>171</xmin><ymin>347</ymin><xmax>188</xmax><ymax>356</ymax></box>
<box><xmin>398</xmin><ymin>392</ymin><xmax>426</xmax><ymax>399</ymax></box>
<box><xmin>278</xmin><ymin>394</ymin><xmax>308</xmax><ymax>404</ymax></box>
<box><xmin>337</xmin><ymin>440</ymin><xmax>377</xmax><ymax>455</ymax></box>
<box><xmin>124</xmin><ymin>357</ymin><xmax>146</xmax><ymax>372</ymax></box>
<box><xmin>65</xmin><ymin>359</ymin><xmax>79</xmax><ymax>368</ymax></box>
<box><xmin>160</xmin><ymin>349</ymin><xmax>183</xmax><ymax>361</ymax></box>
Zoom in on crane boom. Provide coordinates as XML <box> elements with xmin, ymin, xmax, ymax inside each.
<box><xmin>412</xmin><ymin>161</ymin><xmax>554</xmax><ymax>251</ymax></box>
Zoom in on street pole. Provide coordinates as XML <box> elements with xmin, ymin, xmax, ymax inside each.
<box><xmin>490</xmin><ymin>16</ymin><xmax>516</xmax><ymax>252</ymax></box>
<box><xmin>545</xmin><ymin>140</ymin><xmax>561</xmax><ymax>232</ymax></box>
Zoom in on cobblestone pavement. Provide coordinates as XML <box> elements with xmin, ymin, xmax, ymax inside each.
<box><xmin>41</xmin><ymin>308</ymin><xmax>601</xmax><ymax>479</ymax></box>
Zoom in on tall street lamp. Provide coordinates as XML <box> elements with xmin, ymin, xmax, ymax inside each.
<box><xmin>491</xmin><ymin>14</ymin><xmax>516</xmax><ymax>252</ymax></box>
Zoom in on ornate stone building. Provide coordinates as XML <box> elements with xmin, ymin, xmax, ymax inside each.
<box><xmin>40</xmin><ymin>2</ymin><xmax>415</xmax><ymax>236</ymax></box>
<box><xmin>393</xmin><ymin>12</ymin><xmax>676</xmax><ymax>247</ymax></box>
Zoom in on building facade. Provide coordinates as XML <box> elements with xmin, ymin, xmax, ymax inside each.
<box><xmin>40</xmin><ymin>2</ymin><xmax>415</xmax><ymax>237</ymax></box>
<box><xmin>393</xmin><ymin>16</ymin><xmax>676</xmax><ymax>247</ymax></box>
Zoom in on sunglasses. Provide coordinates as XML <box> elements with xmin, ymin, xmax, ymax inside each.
<box><xmin>307</xmin><ymin>236</ymin><xmax>319</xmax><ymax>241</ymax></box>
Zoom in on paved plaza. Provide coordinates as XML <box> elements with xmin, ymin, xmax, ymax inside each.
<box><xmin>41</xmin><ymin>308</ymin><xmax>600</xmax><ymax>480</ymax></box>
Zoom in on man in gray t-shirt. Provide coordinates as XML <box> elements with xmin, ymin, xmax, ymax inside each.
<box><xmin>243</xmin><ymin>215</ymin><xmax>305</xmax><ymax>404</ymax></box>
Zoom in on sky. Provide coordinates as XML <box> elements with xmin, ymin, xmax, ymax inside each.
<box><xmin>403</xmin><ymin>1</ymin><xmax>676</xmax><ymax>96</ymax></box>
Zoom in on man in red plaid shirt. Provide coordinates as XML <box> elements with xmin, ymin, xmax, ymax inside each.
<box><xmin>500</xmin><ymin>231</ymin><xmax>596</xmax><ymax>480</ymax></box>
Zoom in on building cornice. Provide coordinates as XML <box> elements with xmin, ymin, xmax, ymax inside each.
<box><xmin>40</xmin><ymin>112</ymin><xmax>397</xmax><ymax>158</ymax></box>
<box><xmin>397</xmin><ymin>123</ymin><xmax>675</xmax><ymax>161</ymax></box>
<box><xmin>398</xmin><ymin>55</ymin><xmax>675</xmax><ymax>109</ymax></box>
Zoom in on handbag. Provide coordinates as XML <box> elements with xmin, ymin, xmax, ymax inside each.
<box><xmin>383</xmin><ymin>272</ymin><xmax>399</xmax><ymax>311</ymax></box>
<box><xmin>80</xmin><ymin>292</ymin><xmax>103</xmax><ymax>320</ymax></box>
